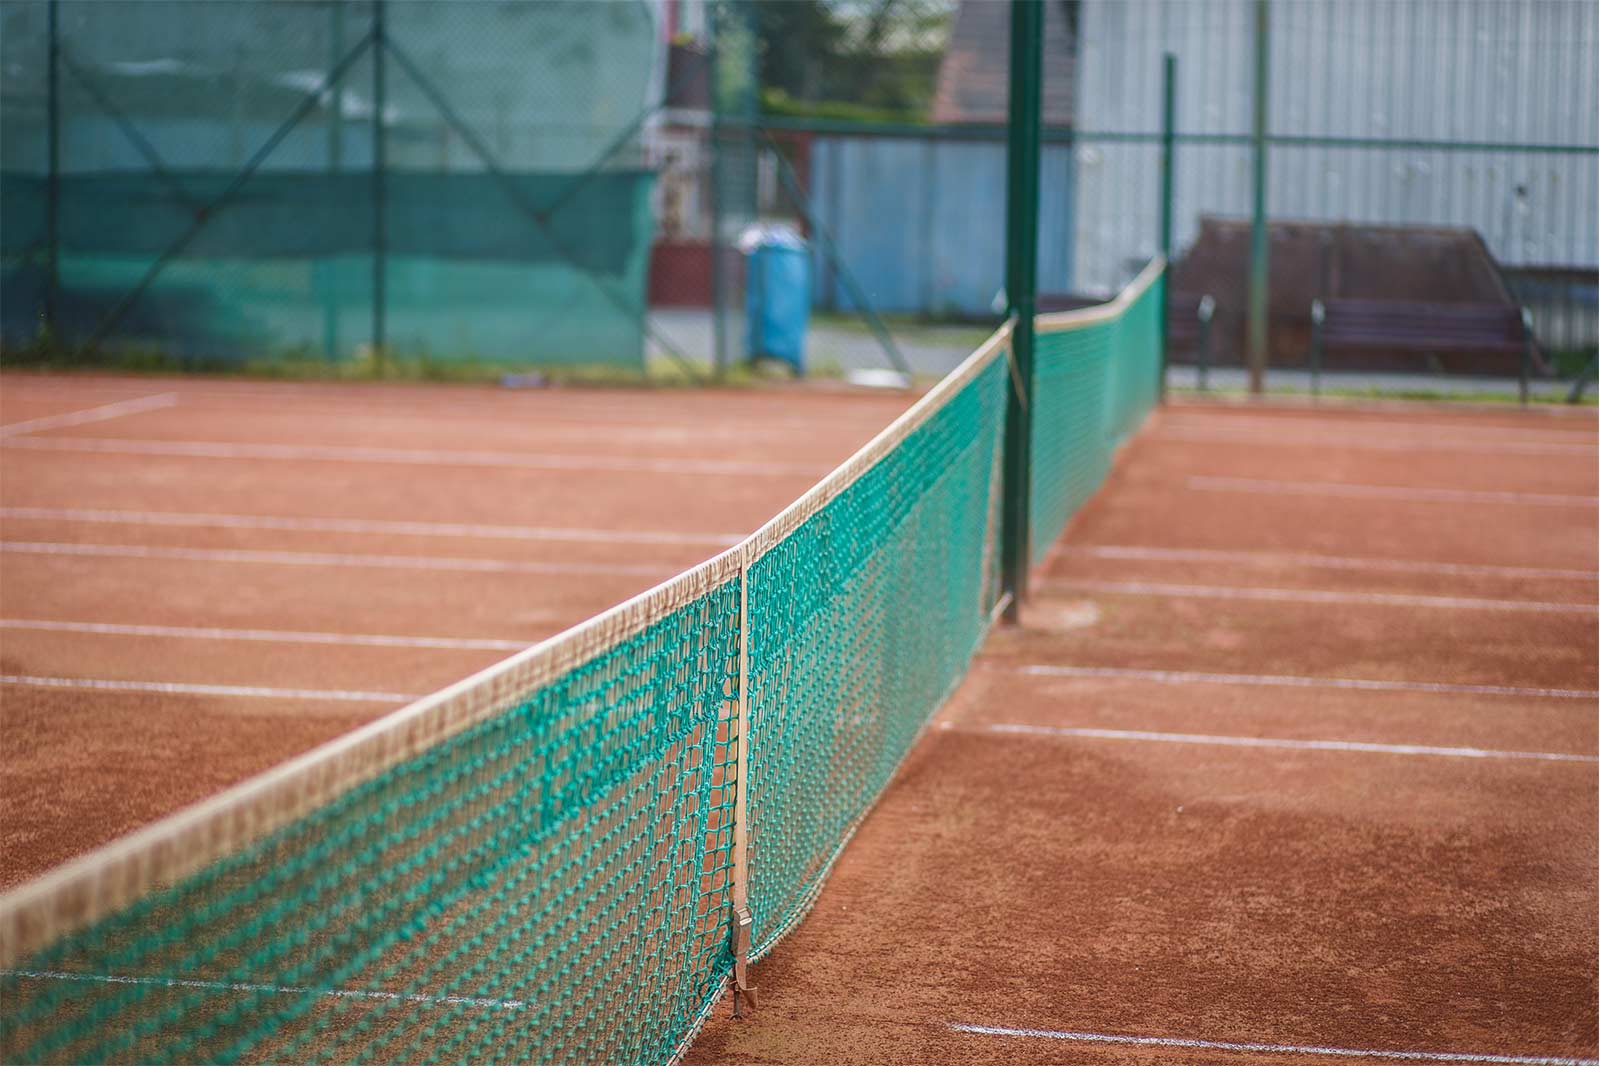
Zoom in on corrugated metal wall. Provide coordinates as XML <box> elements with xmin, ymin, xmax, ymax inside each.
<box><xmin>1075</xmin><ymin>0</ymin><xmax>1598</xmax><ymax>347</ymax></box>
<box><xmin>808</xmin><ymin>134</ymin><xmax>1075</xmax><ymax>316</ymax></box>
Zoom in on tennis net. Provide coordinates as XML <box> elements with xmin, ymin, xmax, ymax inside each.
<box><xmin>0</xmin><ymin>262</ymin><xmax>1160</xmax><ymax>1066</ymax></box>
<box><xmin>1030</xmin><ymin>257</ymin><xmax>1166</xmax><ymax>564</ymax></box>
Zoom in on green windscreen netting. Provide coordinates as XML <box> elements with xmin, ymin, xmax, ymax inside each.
<box><xmin>0</xmin><ymin>0</ymin><xmax>658</xmax><ymax>368</ymax></box>
<box><xmin>0</xmin><ymin>268</ymin><xmax>1163</xmax><ymax>1066</ymax></box>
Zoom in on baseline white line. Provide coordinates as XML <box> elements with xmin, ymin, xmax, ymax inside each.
<box><xmin>949</xmin><ymin>1023</ymin><xmax>1599</xmax><ymax>1065</ymax></box>
<box><xmin>0</xmin><ymin>435</ymin><xmax>824</xmax><ymax>478</ymax></box>
<box><xmin>2</xmin><ymin>969</ymin><xmax>526</xmax><ymax>1013</ymax></box>
<box><xmin>1153</xmin><ymin>427</ymin><xmax>1595</xmax><ymax>457</ymax></box>
<box><xmin>0</xmin><ymin>393</ymin><xmax>178</xmax><ymax>438</ymax></box>
<box><xmin>962</xmin><ymin>723</ymin><xmax>1597</xmax><ymax>763</ymax></box>
<box><xmin>0</xmin><ymin>541</ymin><xmax>674</xmax><ymax>577</ymax></box>
<box><xmin>1187</xmin><ymin>475</ymin><xmax>1597</xmax><ymax>508</ymax></box>
<box><xmin>0</xmin><ymin>675</ymin><xmax>415</xmax><ymax>702</ymax></box>
<box><xmin>1047</xmin><ymin>578</ymin><xmax>1596</xmax><ymax>614</ymax></box>
<box><xmin>1061</xmin><ymin>545</ymin><xmax>1598</xmax><ymax>581</ymax></box>
<box><xmin>0</xmin><ymin>619</ymin><xmax>527</xmax><ymax>652</ymax></box>
<box><xmin>988</xmin><ymin>664</ymin><xmax>1597</xmax><ymax>701</ymax></box>
<box><xmin>0</xmin><ymin>506</ymin><xmax>742</xmax><ymax>548</ymax></box>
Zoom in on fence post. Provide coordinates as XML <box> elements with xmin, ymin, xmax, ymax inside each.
<box><xmin>1246</xmin><ymin>0</ymin><xmax>1270</xmax><ymax>396</ymax></box>
<box><xmin>1519</xmin><ymin>307</ymin><xmax>1534</xmax><ymax>406</ymax></box>
<box><xmin>1158</xmin><ymin>53</ymin><xmax>1176</xmax><ymax>403</ymax></box>
<box><xmin>323</xmin><ymin>0</ymin><xmax>345</xmax><ymax>362</ymax></box>
<box><xmin>1001</xmin><ymin>0</ymin><xmax>1043</xmax><ymax>625</ymax></box>
<box><xmin>1310</xmin><ymin>298</ymin><xmax>1324</xmax><ymax>398</ymax></box>
<box><xmin>45</xmin><ymin>0</ymin><xmax>60</xmax><ymax>341</ymax></box>
<box><xmin>371</xmin><ymin>0</ymin><xmax>386</xmax><ymax>375</ymax></box>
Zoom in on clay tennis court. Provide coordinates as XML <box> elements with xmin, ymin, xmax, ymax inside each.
<box><xmin>0</xmin><ymin>371</ymin><xmax>918</xmax><ymax>887</ymax></box>
<box><xmin>686</xmin><ymin>401</ymin><xmax>1599</xmax><ymax>1064</ymax></box>
<box><xmin>1</xmin><ymin>375</ymin><xmax>1595</xmax><ymax>1064</ymax></box>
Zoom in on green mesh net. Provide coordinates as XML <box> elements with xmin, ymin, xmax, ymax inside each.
<box><xmin>0</xmin><ymin>574</ymin><xmax>743</xmax><ymax>1065</ymax></box>
<box><xmin>743</xmin><ymin>354</ymin><xmax>1008</xmax><ymax>956</ymax></box>
<box><xmin>1029</xmin><ymin>261</ymin><xmax>1164</xmax><ymax>564</ymax></box>
<box><xmin>0</xmin><ymin>267</ymin><xmax>1163</xmax><ymax>1065</ymax></box>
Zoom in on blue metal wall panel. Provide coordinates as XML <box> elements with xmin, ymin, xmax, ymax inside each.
<box><xmin>810</xmin><ymin>135</ymin><xmax>1077</xmax><ymax>316</ymax></box>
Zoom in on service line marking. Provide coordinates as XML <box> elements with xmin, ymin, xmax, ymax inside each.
<box><xmin>0</xmin><ymin>619</ymin><xmax>529</xmax><ymax>652</ymax></box>
<box><xmin>988</xmin><ymin>664</ymin><xmax>1597</xmax><ymax>701</ymax></box>
<box><xmin>0</xmin><ymin>541</ymin><xmax>675</xmax><ymax>578</ymax></box>
<box><xmin>0</xmin><ymin>393</ymin><xmax>179</xmax><ymax>438</ymax></box>
<box><xmin>1158</xmin><ymin>412</ymin><xmax>1598</xmax><ymax>442</ymax></box>
<box><xmin>0</xmin><ymin>506</ymin><xmax>743</xmax><ymax>548</ymax></box>
<box><xmin>1187</xmin><ymin>475</ymin><xmax>1597</xmax><ymax>508</ymax></box>
<box><xmin>949</xmin><ymin>1022</ymin><xmax>1598</xmax><ymax>1065</ymax></box>
<box><xmin>1045</xmin><ymin>578</ymin><xmax>1597</xmax><ymax>615</ymax></box>
<box><xmin>958</xmin><ymin>722</ymin><xmax>1597</xmax><ymax>763</ymax></box>
<box><xmin>1061</xmin><ymin>545</ymin><xmax>1598</xmax><ymax>581</ymax></box>
<box><xmin>1153</xmin><ymin>426</ymin><xmax>1595</xmax><ymax>457</ymax></box>
<box><xmin>0</xmin><ymin>675</ymin><xmax>416</xmax><ymax>703</ymax></box>
<box><xmin>0</xmin><ymin>434</ymin><xmax>825</xmax><ymax>478</ymax></box>
<box><xmin>2</xmin><ymin>969</ymin><xmax>526</xmax><ymax>1013</ymax></box>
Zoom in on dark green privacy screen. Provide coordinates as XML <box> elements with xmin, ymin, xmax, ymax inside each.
<box><xmin>0</xmin><ymin>0</ymin><xmax>658</xmax><ymax>368</ymax></box>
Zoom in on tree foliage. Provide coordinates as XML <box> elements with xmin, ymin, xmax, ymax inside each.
<box><xmin>750</xmin><ymin>0</ymin><xmax>950</xmax><ymax>120</ymax></box>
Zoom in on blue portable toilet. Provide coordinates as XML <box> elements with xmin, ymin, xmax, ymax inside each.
<box><xmin>742</xmin><ymin>225</ymin><xmax>810</xmax><ymax>374</ymax></box>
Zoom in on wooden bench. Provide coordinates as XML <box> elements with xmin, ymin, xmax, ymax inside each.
<box><xmin>1309</xmin><ymin>298</ymin><xmax>1541</xmax><ymax>399</ymax></box>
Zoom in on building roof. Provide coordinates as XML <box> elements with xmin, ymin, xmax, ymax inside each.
<box><xmin>931</xmin><ymin>0</ymin><xmax>1076</xmax><ymax>126</ymax></box>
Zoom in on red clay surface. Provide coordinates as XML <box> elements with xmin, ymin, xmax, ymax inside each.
<box><xmin>0</xmin><ymin>372</ymin><xmax>917</xmax><ymax>889</ymax></box>
<box><xmin>686</xmin><ymin>399</ymin><xmax>1598</xmax><ymax>1065</ymax></box>
<box><xmin>3</xmin><ymin>378</ymin><xmax>1596</xmax><ymax>1066</ymax></box>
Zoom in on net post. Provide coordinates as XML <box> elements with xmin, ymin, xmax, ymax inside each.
<box><xmin>1000</xmin><ymin>0</ymin><xmax>1043</xmax><ymax>624</ymax></box>
<box><xmin>730</xmin><ymin>551</ymin><xmax>757</xmax><ymax>1015</ymax></box>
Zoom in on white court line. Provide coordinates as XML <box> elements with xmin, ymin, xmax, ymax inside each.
<box><xmin>1047</xmin><ymin>578</ymin><xmax>1597</xmax><ymax>614</ymax></box>
<box><xmin>962</xmin><ymin>722</ymin><xmax>1597</xmax><ymax>763</ymax></box>
<box><xmin>0</xmin><ymin>675</ymin><xmax>415</xmax><ymax>702</ymax></box>
<box><xmin>0</xmin><ymin>435</ymin><xmax>825</xmax><ymax>478</ymax></box>
<box><xmin>1187</xmin><ymin>475</ymin><xmax>1598</xmax><ymax>508</ymax></box>
<box><xmin>0</xmin><ymin>379</ymin><xmax>901</xmax><ymax>430</ymax></box>
<box><xmin>949</xmin><ymin>1023</ymin><xmax>1598</xmax><ymax>1065</ymax></box>
<box><xmin>2</xmin><ymin>969</ymin><xmax>526</xmax><ymax>1012</ymax></box>
<box><xmin>0</xmin><ymin>541</ymin><xmax>675</xmax><ymax>578</ymax></box>
<box><xmin>0</xmin><ymin>506</ymin><xmax>742</xmax><ymax>548</ymax></box>
<box><xmin>988</xmin><ymin>664</ymin><xmax>1598</xmax><ymax>701</ymax></box>
<box><xmin>0</xmin><ymin>619</ymin><xmax>528</xmax><ymax>652</ymax></box>
<box><xmin>1152</xmin><ymin>426</ymin><xmax>1595</xmax><ymax>457</ymax></box>
<box><xmin>1061</xmin><ymin>545</ymin><xmax>1599</xmax><ymax>581</ymax></box>
<box><xmin>0</xmin><ymin>393</ymin><xmax>178</xmax><ymax>438</ymax></box>
<box><xmin>1159</xmin><ymin>413</ymin><xmax>1598</xmax><ymax>443</ymax></box>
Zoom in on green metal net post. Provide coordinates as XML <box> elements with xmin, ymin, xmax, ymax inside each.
<box><xmin>1000</xmin><ymin>0</ymin><xmax>1043</xmax><ymax>624</ymax></box>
